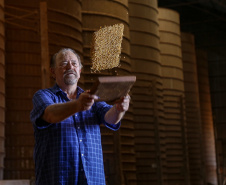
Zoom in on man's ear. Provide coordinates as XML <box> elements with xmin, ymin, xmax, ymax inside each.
<box><xmin>50</xmin><ymin>68</ymin><xmax>56</xmax><ymax>79</ymax></box>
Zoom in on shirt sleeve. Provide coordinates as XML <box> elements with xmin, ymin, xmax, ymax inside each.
<box><xmin>30</xmin><ymin>89</ymin><xmax>54</xmax><ymax>129</ymax></box>
<box><xmin>95</xmin><ymin>101</ymin><xmax>121</xmax><ymax>131</ymax></box>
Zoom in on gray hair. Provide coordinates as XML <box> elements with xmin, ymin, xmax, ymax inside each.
<box><xmin>50</xmin><ymin>48</ymin><xmax>83</xmax><ymax>69</ymax></box>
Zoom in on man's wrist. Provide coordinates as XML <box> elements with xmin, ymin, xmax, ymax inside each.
<box><xmin>114</xmin><ymin>104</ymin><xmax>120</xmax><ymax>114</ymax></box>
<box><xmin>114</xmin><ymin>104</ymin><xmax>125</xmax><ymax>115</ymax></box>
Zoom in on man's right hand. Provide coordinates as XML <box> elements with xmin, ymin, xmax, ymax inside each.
<box><xmin>77</xmin><ymin>91</ymin><xmax>99</xmax><ymax>111</ymax></box>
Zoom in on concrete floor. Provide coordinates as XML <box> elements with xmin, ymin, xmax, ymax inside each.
<box><xmin>0</xmin><ymin>180</ymin><xmax>30</xmax><ymax>185</ymax></box>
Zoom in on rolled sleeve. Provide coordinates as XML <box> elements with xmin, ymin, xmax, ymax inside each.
<box><xmin>103</xmin><ymin>119</ymin><xmax>121</xmax><ymax>131</ymax></box>
<box><xmin>30</xmin><ymin>89</ymin><xmax>54</xmax><ymax>129</ymax></box>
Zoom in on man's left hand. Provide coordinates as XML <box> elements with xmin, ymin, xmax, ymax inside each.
<box><xmin>114</xmin><ymin>94</ymin><xmax>130</xmax><ymax>113</ymax></box>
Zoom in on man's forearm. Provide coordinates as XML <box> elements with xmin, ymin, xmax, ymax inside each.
<box><xmin>41</xmin><ymin>92</ymin><xmax>98</xmax><ymax>123</ymax></box>
<box><xmin>42</xmin><ymin>100</ymin><xmax>80</xmax><ymax>123</ymax></box>
<box><xmin>104</xmin><ymin>105</ymin><xmax>125</xmax><ymax>125</ymax></box>
<box><xmin>104</xmin><ymin>95</ymin><xmax>130</xmax><ymax>124</ymax></box>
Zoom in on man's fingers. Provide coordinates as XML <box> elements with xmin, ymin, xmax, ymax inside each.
<box><xmin>89</xmin><ymin>94</ymin><xmax>99</xmax><ymax>100</ymax></box>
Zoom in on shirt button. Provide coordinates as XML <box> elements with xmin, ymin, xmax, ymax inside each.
<box><xmin>81</xmin><ymin>154</ymin><xmax>84</xmax><ymax>156</ymax></box>
<box><xmin>75</xmin><ymin>114</ymin><xmax>77</xmax><ymax>117</ymax></box>
<box><xmin>78</xmin><ymin>127</ymin><xmax>80</xmax><ymax>129</ymax></box>
<box><xmin>80</xmin><ymin>139</ymin><xmax>82</xmax><ymax>142</ymax></box>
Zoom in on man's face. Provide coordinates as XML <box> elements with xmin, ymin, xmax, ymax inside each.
<box><xmin>52</xmin><ymin>50</ymin><xmax>81</xmax><ymax>86</ymax></box>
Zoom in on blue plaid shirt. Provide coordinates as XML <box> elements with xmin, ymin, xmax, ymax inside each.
<box><xmin>30</xmin><ymin>84</ymin><xmax>120</xmax><ymax>185</ymax></box>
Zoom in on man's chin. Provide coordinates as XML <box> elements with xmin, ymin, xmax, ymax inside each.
<box><xmin>64</xmin><ymin>78</ymin><xmax>78</xmax><ymax>85</ymax></box>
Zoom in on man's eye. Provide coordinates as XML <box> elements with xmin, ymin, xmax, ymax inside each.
<box><xmin>61</xmin><ymin>62</ymin><xmax>67</xmax><ymax>66</ymax></box>
<box><xmin>72</xmin><ymin>62</ymin><xmax>78</xmax><ymax>67</ymax></box>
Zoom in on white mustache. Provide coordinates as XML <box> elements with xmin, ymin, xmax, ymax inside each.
<box><xmin>64</xmin><ymin>70</ymin><xmax>77</xmax><ymax>77</ymax></box>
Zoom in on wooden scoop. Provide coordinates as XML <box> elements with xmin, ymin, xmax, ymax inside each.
<box><xmin>90</xmin><ymin>76</ymin><xmax>136</xmax><ymax>102</ymax></box>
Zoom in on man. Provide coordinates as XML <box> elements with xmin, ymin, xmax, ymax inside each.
<box><xmin>30</xmin><ymin>48</ymin><xmax>130</xmax><ymax>185</ymax></box>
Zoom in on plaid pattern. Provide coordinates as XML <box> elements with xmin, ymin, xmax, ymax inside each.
<box><xmin>30</xmin><ymin>84</ymin><xmax>120</xmax><ymax>185</ymax></box>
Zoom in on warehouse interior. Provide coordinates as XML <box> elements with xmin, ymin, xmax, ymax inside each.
<box><xmin>1</xmin><ymin>0</ymin><xmax>226</xmax><ymax>184</ymax></box>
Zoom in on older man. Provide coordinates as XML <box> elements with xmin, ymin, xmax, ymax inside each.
<box><xmin>30</xmin><ymin>48</ymin><xmax>130</xmax><ymax>185</ymax></box>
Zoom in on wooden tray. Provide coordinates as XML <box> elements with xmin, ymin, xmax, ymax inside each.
<box><xmin>90</xmin><ymin>76</ymin><xmax>136</xmax><ymax>102</ymax></box>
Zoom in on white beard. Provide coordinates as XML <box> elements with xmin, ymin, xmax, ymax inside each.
<box><xmin>63</xmin><ymin>71</ymin><xmax>78</xmax><ymax>85</ymax></box>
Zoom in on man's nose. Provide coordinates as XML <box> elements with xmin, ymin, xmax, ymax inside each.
<box><xmin>66</xmin><ymin>61</ymin><xmax>73</xmax><ymax>69</ymax></box>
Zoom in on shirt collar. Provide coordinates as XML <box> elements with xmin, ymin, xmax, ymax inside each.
<box><xmin>51</xmin><ymin>84</ymin><xmax>84</xmax><ymax>98</ymax></box>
